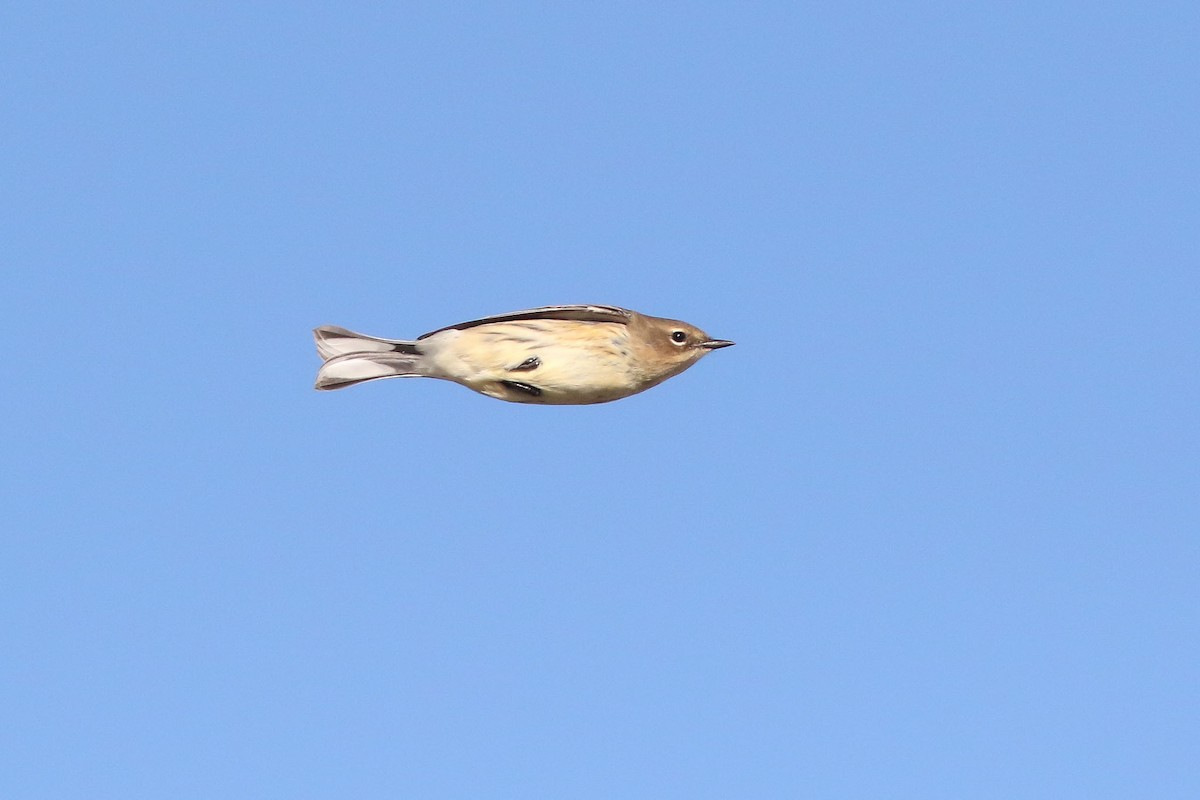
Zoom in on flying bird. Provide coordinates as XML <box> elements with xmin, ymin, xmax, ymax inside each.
<box><xmin>312</xmin><ymin>304</ymin><xmax>733</xmax><ymax>405</ymax></box>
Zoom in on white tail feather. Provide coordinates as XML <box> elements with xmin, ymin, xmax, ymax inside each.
<box><xmin>313</xmin><ymin>325</ymin><xmax>426</xmax><ymax>390</ymax></box>
<box><xmin>314</xmin><ymin>352</ymin><xmax>424</xmax><ymax>391</ymax></box>
<box><xmin>313</xmin><ymin>325</ymin><xmax>418</xmax><ymax>360</ymax></box>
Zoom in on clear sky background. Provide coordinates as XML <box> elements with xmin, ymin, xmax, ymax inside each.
<box><xmin>3</xmin><ymin>3</ymin><xmax>1197</xmax><ymax>798</ymax></box>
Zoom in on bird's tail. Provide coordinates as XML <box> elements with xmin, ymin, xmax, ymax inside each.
<box><xmin>313</xmin><ymin>325</ymin><xmax>425</xmax><ymax>391</ymax></box>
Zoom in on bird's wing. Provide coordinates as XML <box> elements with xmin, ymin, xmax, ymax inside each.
<box><xmin>417</xmin><ymin>305</ymin><xmax>633</xmax><ymax>339</ymax></box>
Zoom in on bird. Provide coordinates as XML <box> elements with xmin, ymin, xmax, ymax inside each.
<box><xmin>312</xmin><ymin>304</ymin><xmax>734</xmax><ymax>405</ymax></box>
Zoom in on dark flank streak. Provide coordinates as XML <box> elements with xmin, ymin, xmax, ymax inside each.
<box><xmin>501</xmin><ymin>380</ymin><xmax>542</xmax><ymax>397</ymax></box>
<box><xmin>510</xmin><ymin>356</ymin><xmax>540</xmax><ymax>372</ymax></box>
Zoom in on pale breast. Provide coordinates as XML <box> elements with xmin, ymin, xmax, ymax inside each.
<box><xmin>420</xmin><ymin>321</ymin><xmax>641</xmax><ymax>403</ymax></box>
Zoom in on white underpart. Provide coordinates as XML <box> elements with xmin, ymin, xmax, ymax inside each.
<box><xmin>419</xmin><ymin>323</ymin><xmax>639</xmax><ymax>402</ymax></box>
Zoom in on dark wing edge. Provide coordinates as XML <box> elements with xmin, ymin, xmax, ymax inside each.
<box><xmin>417</xmin><ymin>305</ymin><xmax>633</xmax><ymax>340</ymax></box>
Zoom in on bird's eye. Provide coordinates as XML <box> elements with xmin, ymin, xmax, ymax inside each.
<box><xmin>670</xmin><ymin>330</ymin><xmax>688</xmax><ymax>344</ymax></box>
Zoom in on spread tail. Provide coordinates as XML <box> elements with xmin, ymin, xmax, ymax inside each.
<box><xmin>313</xmin><ymin>325</ymin><xmax>420</xmax><ymax>359</ymax></box>
<box><xmin>313</xmin><ymin>325</ymin><xmax>425</xmax><ymax>391</ymax></box>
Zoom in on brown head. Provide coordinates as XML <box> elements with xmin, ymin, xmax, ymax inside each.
<box><xmin>626</xmin><ymin>311</ymin><xmax>735</xmax><ymax>386</ymax></box>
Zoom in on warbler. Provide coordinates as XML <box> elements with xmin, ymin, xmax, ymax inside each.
<box><xmin>312</xmin><ymin>304</ymin><xmax>734</xmax><ymax>404</ymax></box>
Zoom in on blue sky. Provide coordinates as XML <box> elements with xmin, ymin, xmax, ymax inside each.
<box><xmin>3</xmin><ymin>2</ymin><xmax>1197</xmax><ymax>797</ymax></box>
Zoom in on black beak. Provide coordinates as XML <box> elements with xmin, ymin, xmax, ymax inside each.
<box><xmin>701</xmin><ymin>339</ymin><xmax>735</xmax><ymax>350</ymax></box>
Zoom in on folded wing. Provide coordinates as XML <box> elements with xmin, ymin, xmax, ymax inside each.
<box><xmin>417</xmin><ymin>304</ymin><xmax>632</xmax><ymax>340</ymax></box>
